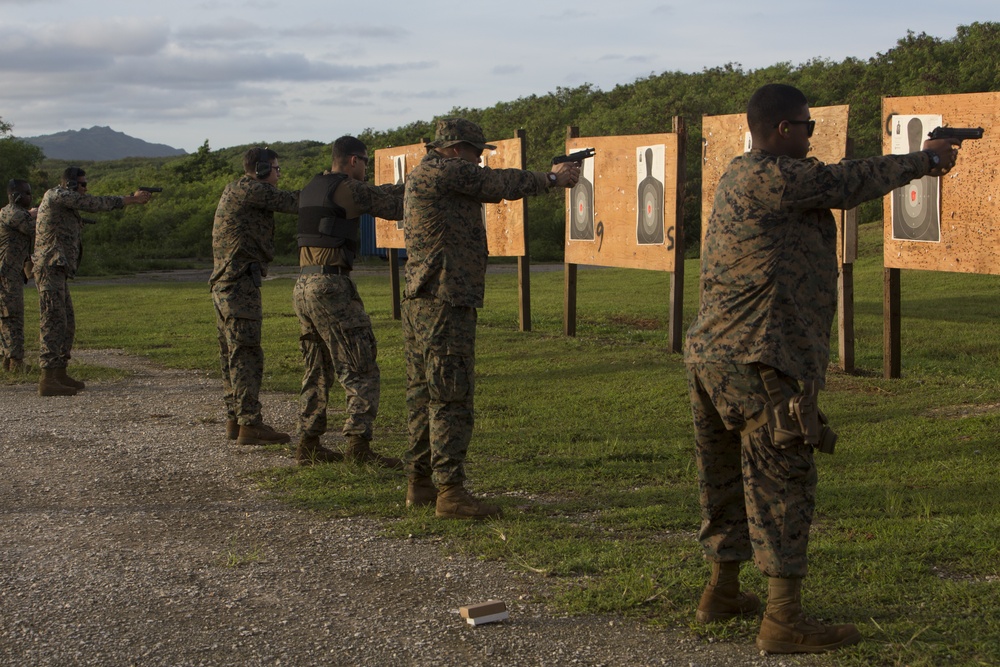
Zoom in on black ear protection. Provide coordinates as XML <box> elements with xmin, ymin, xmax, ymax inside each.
<box><xmin>65</xmin><ymin>180</ymin><xmax>79</xmax><ymax>190</ymax></box>
<box><xmin>254</xmin><ymin>147</ymin><xmax>272</xmax><ymax>179</ymax></box>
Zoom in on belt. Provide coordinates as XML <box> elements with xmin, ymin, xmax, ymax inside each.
<box><xmin>300</xmin><ymin>265</ymin><xmax>350</xmax><ymax>275</ymax></box>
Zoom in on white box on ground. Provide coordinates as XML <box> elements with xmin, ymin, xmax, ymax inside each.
<box><xmin>459</xmin><ymin>600</ymin><xmax>509</xmax><ymax>626</ymax></box>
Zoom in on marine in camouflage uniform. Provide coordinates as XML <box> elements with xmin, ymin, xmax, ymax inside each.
<box><xmin>684</xmin><ymin>84</ymin><xmax>960</xmax><ymax>653</ymax></box>
<box><xmin>401</xmin><ymin>118</ymin><xmax>579</xmax><ymax>518</ymax></box>
<box><xmin>0</xmin><ymin>180</ymin><xmax>36</xmax><ymax>371</ymax></box>
<box><xmin>293</xmin><ymin>136</ymin><xmax>404</xmax><ymax>466</ymax></box>
<box><xmin>32</xmin><ymin>167</ymin><xmax>151</xmax><ymax>395</ymax></box>
<box><xmin>211</xmin><ymin>148</ymin><xmax>298</xmax><ymax>444</ymax></box>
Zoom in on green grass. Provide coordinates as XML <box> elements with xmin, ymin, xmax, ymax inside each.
<box><xmin>4</xmin><ymin>222</ymin><xmax>999</xmax><ymax>666</ymax></box>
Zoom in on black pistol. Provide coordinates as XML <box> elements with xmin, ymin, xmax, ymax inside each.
<box><xmin>138</xmin><ymin>186</ymin><xmax>163</xmax><ymax>193</ymax></box>
<box><xmin>928</xmin><ymin>127</ymin><xmax>984</xmax><ymax>145</ymax></box>
<box><xmin>552</xmin><ymin>148</ymin><xmax>595</xmax><ymax>165</ymax></box>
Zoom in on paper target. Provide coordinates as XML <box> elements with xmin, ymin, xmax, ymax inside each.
<box><xmin>393</xmin><ymin>155</ymin><xmax>406</xmax><ymax>230</ymax></box>
<box><xmin>636</xmin><ymin>145</ymin><xmax>665</xmax><ymax>245</ymax></box>
<box><xmin>891</xmin><ymin>115</ymin><xmax>941</xmax><ymax>242</ymax></box>
<box><xmin>568</xmin><ymin>148</ymin><xmax>595</xmax><ymax>241</ymax></box>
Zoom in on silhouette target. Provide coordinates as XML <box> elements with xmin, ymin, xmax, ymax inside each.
<box><xmin>636</xmin><ymin>147</ymin><xmax>664</xmax><ymax>244</ymax></box>
<box><xmin>569</xmin><ymin>177</ymin><xmax>595</xmax><ymax>241</ymax></box>
<box><xmin>394</xmin><ymin>156</ymin><xmax>405</xmax><ymax>230</ymax></box>
<box><xmin>892</xmin><ymin>117</ymin><xmax>939</xmax><ymax>242</ymax></box>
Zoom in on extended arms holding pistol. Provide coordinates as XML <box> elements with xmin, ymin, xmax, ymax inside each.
<box><xmin>124</xmin><ymin>186</ymin><xmax>159</xmax><ymax>206</ymax></box>
<box><xmin>544</xmin><ymin>150</ymin><xmax>587</xmax><ymax>189</ymax></box>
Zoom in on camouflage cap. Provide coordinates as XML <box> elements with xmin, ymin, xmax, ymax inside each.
<box><xmin>428</xmin><ymin>118</ymin><xmax>496</xmax><ymax>150</ymax></box>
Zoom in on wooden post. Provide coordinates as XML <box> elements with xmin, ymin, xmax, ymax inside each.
<box><xmin>669</xmin><ymin>116</ymin><xmax>686</xmax><ymax>354</ymax></box>
<box><xmin>516</xmin><ymin>128</ymin><xmax>531</xmax><ymax>332</ymax></box>
<box><xmin>838</xmin><ymin>262</ymin><xmax>855</xmax><ymax>373</ymax></box>
<box><xmin>884</xmin><ymin>267</ymin><xmax>901</xmax><ymax>378</ymax></box>
<box><xmin>837</xmin><ymin>137</ymin><xmax>857</xmax><ymax>373</ymax></box>
<box><xmin>564</xmin><ymin>263</ymin><xmax>577</xmax><ymax>337</ymax></box>
<box><xmin>388</xmin><ymin>248</ymin><xmax>402</xmax><ymax>320</ymax></box>
<box><xmin>563</xmin><ymin>125</ymin><xmax>579</xmax><ymax>337</ymax></box>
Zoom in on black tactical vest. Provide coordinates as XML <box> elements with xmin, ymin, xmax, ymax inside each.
<box><xmin>297</xmin><ymin>172</ymin><xmax>360</xmax><ymax>250</ymax></box>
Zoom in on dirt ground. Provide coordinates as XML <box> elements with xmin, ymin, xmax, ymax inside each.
<box><xmin>0</xmin><ymin>349</ymin><xmax>820</xmax><ymax>666</ymax></box>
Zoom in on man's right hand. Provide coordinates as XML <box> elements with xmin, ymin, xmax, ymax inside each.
<box><xmin>126</xmin><ymin>190</ymin><xmax>153</xmax><ymax>205</ymax></box>
<box><xmin>922</xmin><ymin>138</ymin><xmax>960</xmax><ymax>177</ymax></box>
<box><xmin>550</xmin><ymin>161</ymin><xmax>581</xmax><ymax>188</ymax></box>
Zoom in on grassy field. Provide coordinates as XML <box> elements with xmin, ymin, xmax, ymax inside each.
<box><xmin>5</xmin><ymin>223</ymin><xmax>999</xmax><ymax>666</ymax></box>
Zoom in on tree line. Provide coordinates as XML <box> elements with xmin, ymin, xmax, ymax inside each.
<box><xmin>2</xmin><ymin>22</ymin><xmax>998</xmax><ymax>275</ymax></box>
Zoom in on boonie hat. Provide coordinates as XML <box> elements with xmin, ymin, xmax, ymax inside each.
<box><xmin>428</xmin><ymin>118</ymin><xmax>496</xmax><ymax>150</ymax></box>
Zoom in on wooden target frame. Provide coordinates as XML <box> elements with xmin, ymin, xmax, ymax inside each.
<box><xmin>562</xmin><ymin>120</ymin><xmax>687</xmax><ymax>351</ymax></box>
<box><xmin>881</xmin><ymin>92</ymin><xmax>1000</xmax><ymax>377</ymax></box>
<box><xmin>700</xmin><ymin>106</ymin><xmax>858</xmax><ymax>371</ymax></box>
<box><xmin>374</xmin><ymin>131</ymin><xmax>533</xmax><ymax>330</ymax></box>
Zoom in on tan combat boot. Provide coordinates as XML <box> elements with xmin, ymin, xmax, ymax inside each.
<box><xmin>435</xmin><ymin>484</ymin><xmax>501</xmax><ymax>520</ymax></box>
<box><xmin>345</xmin><ymin>435</ymin><xmax>403</xmax><ymax>469</ymax></box>
<box><xmin>226</xmin><ymin>418</ymin><xmax>239</xmax><ymax>440</ymax></box>
<box><xmin>756</xmin><ymin>577</ymin><xmax>861</xmax><ymax>653</ymax></box>
<box><xmin>406</xmin><ymin>475</ymin><xmax>437</xmax><ymax>508</ymax></box>
<box><xmin>237</xmin><ymin>422</ymin><xmax>291</xmax><ymax>445</ymax></box>
<box><xmin>57</xmin><ymin>367</ymin><xmax>85</xmax><ymax>390</ymax></box>
<box><xmin>696</xmin><ymin>561</ymin><xmax>761</xmax><ymax>623</ymax></box>
<box><xmin>38</xmin><ymin>368</ymin><xmax>77</xmax><ymax>397</ymax></box>
<box><xmin>295</xmin><ymin>435</ymin><xmax>344</xmax><ymax>466</ymax></box>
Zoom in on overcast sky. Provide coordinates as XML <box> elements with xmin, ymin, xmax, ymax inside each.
<box><xmin>1</xmin><ymin>0</ymin><xmax>996</xmax><ymax>153</ymax></box>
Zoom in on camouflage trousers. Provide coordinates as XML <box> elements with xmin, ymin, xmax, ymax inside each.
<box><xmin>401</xmin><ymin>296</ymin><xmax>476</xmax><ymax>487</ymax></box>
<box><xmin>686</xmin><ymin>362</ymin><xmax>816</xmax><ymax>579</ymax></box>
<box><xmin>292</xmin><ymin>273</ymin><xmax>379</xmax><ymax>440</ymax></box>
<box><xmin>0</xmin><ymin>272</ymin><xmax>27</xmax><ymax>361</ymax></box>
<box><xmin>212</xmin><ymin>276</ymin><xmax>264</xmax><ymax>426</ymax></box>
<box><xmin>35</xmin><ymin>267</ymin><xmax>76</xmax><ymax>369</ymax></box>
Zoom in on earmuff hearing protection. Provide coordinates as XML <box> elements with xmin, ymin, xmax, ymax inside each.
<box><xmin>254</xmin><ymin>147</ymin><xmax>272</xmax><ymax>179</ymax></box>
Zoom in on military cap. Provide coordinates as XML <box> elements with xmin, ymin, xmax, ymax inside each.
<box><xmin>428</xmin><ymin>118</ymin><xmax>496</xmax><ymax>150</ymax></box>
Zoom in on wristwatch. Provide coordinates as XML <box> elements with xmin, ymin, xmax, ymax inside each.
<box><xmin>546</xmin><ymin>172</ymin><xmax>558</xmax><ymax>186</ymax></box>
<box><xmin>923</xmin><ymin>149</ymin><xmax>941</xmax><ymax>169</ymax></box>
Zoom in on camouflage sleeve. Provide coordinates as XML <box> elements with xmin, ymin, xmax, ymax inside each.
<box><xmin>4</xmin><ymin>208</ymin><xmax>35</xmax><ymax>236</ymax></box>
<box><xmin>51</xmin><ymin>189</ymin><xmax>125</xmax><ymax>213</ymax></box>
<box><xmin>445</xmin><ymin>160</ymin><xmax>548</xmax><ymax>203</ymax></box>
<box><xmin>246</xmin><ymin>182</ymin><xmax>300</xmax><ymax>214</ymax></box>
<box><xmin>778</xmin><ymin>152</ymin><xmax>928</xmax><ymax>211</ymax></box>
<box><xmin>348</xmin><ymin>181</ymin><xmax>404</xmax><ymax>220</ymax></box>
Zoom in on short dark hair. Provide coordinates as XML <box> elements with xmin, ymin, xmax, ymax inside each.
<box><xmin>331</xmin><ymin>136</ymin><xmax>367</xmax><ymax>163</ymax></box>
<box><xmin>61</xmin><ymin>166</ymin><xmax>86</xmax><ymax>186</ymax></box>
<box><xmin>243</xmin><ymin>147</ymin><xmax>280</xmax><ymax>175</ymax></box>
<box><xmin>747</xmin><ymin>84</ymin><xmax>809</xmax><ymax>136</ymax></box>
<box><xmin>7</xmin><ymin>178</ymin><xmax>30</xmax><ymax>196</ymax></box>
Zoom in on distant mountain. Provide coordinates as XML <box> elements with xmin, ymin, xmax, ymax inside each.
<box><xmin>24</xmin><ymin>126</ymin><xmax>186</xmax><ymax>161</ymax></box>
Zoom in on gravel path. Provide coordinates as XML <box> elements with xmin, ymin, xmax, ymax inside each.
<box><xmin>0</xmin><ymin>350</ymin><xmax>816</xmax><ymax>666</ymax></box>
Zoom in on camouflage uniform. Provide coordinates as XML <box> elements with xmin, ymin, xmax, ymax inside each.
<box><xmin>0</xmin><ymin>203</ymin><xmax>35</xmax><ymax>362</ymax></box>
<box><xmin>402</xmin><ymin>148</ymin><xmax>549</xmax><ymax>486</ymax></box>
<box><xmin>685</xmin><ymin>149</ymin><xmax>931</xmax><ymax>577</ymax></box>
<box><xmin>294</xmin><ymin>177</ymin><xmax>403</xmax><ymax>440</ymax></box>
<box><xmin>210</xmin><ymin>175</ymin><xmax>298</xmax><ymax>427</ymax></box>
<box><xmin>32</xmin><ymin>187</ymin><xmax>126</xmax><ymax>369</ymax></box>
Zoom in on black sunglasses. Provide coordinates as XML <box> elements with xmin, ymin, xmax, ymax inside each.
<box><xmin>777</xmin><ymin>119</ymin><xmax>816</xmax><ymax>138</ymax></box>
<box><xmin>352</xmin><ymin>154</ymin><xmax>370</xmax><ymax>165</ymax></box>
